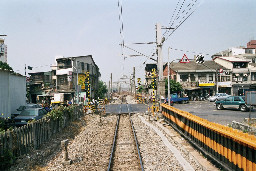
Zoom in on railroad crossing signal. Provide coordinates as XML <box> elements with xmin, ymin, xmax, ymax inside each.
<box><xmin>196</xmin><ymin>55</ymin><xmax>204</xmax><ymax>64</ymax></box>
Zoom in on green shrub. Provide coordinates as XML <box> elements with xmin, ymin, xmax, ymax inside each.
<box><xmin>0</xmin><ymin>149</ymin><xmax>15</xmax><ymax>170</ymax></box>
<box><xmin>44</xmin><ymin>105</ymin><xmax>75</xmax><ymax>120</ymax></box>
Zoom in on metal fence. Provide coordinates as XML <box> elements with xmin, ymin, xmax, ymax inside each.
<box><xmin>161</xmin><ymin>103</ymin><xmax>256</xmax><ymax>171</ymax></box>
<box><xmin>0</xmin><ymin>106</ymin><xmax>83</xmax><ymax>163</ymax></box>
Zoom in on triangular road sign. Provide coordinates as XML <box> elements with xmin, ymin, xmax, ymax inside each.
<box><xmin>179</xmin><ymin>54</ymin><xmax>190</xmax><ymax>63</ymax></box>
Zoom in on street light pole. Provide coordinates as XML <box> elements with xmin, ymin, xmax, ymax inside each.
<box><xmin>168</xmin><ymin>47</ymin><xmax>170</xmax><ymax>106</ymax></box>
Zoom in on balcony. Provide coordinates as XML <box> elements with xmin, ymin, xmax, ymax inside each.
<box><xmin>56</xmin><ymin>68</ymin><xmax>73</xmax><ymax>76</ymax></box>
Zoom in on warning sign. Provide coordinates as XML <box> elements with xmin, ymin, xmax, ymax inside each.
<box><xmin>179</xmin><ymin>54</ymin><xmax>190</xmax><ymax>63</ymax></box>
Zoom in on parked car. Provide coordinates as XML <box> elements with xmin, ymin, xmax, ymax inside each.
<box><xmin>11</xmin><ymin>103</ymin><xmax>42</xmax><ymax>118</ymax></box>
<box><xmin>215</xmin><ymin>96</ymin><xmax>251</xmax><ymax>112</ymax></box>
<box><xmin>208</xmin><ymin>93</ymin><xmax>230</xmax><ymax>102</ymax></box>
<box><xmin>14</xmin><ymin>108</ymin><xmax>47</xmax><ymax>126</ymax></box>
<box><xmin>165</xmin><ymin>93</ymin><xmax>189</xmax><ymax>104</ymax></box>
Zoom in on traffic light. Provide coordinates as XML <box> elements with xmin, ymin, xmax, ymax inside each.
<box><xmin>196</xmin><ymin>55</ymin><xmax>204</xmax><ymax>64</ymax></box>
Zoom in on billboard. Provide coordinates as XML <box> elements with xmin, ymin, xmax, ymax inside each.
<box><xmin>78</xmin><ymin>74</ymin><xmax>86</xmax><ymax>90</ymax></box>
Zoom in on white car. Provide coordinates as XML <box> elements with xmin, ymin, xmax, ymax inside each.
<box><xmin>208</xmin><ymin>93</ymin><xmax>230</xmax><ymax>102</ymax></box>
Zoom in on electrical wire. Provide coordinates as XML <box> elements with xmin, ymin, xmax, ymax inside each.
<box><xmin>168</xmin><ymin>47</ymin><xmax>209</xmax><ymax>56</ymax></box>
<box><xmin>163</xmin><ymin>0</ymin><xmax>182</xmax><ymax>36</ymax></box>
<box><xmin>122</xmin><ymin>44</ymin><xmax>157</xmax><ymax>62</ymax></box>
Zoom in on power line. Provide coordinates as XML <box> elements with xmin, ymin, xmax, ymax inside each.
<box><xmin>164</xmin><ymin>0</ymin><xmax>198</xmax><ymax>40</ymax></box>
<box><xmin>163</xmin><ymin>0</ymin><xmax>182</xmax><ymax>36</ymax></box>
<box><xmin>165</xmin><ymin>9</ymin><xmax>196</xmax><ymax>41</ymax></box>
<box><xmin>122</xmin><ymin>44</ymin><xmax>157</xmax><ymax>62</ymax></box>
<box><xmin>168</xmin><ymin>47</ymin><xmax>210</xmax><ymax>56</ymax></box>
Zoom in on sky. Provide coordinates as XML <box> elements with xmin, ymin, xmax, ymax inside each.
<box><xmin>1</xmin><ymin>0</ymin><xmax>256</xmax><ymax>86</ymax></box>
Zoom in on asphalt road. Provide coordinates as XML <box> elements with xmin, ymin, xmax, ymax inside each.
<box><xmin>172</xmin><ymin>101</ymin><xmax>256</xmax><ymax>125</ymax></box>
<box><xmin>105</xmin><ymin>104</ymin><xmax>148</xmax><ymax>114</ymax></box>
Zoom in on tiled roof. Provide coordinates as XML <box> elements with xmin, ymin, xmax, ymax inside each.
<box><xmin>169</xmin><ymin>60</ymin><xmax>225</xmax><ymax>71</ymax></box>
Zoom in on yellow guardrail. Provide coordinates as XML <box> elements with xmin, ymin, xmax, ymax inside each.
<box><xmin>161</xmin><ymin>103</ymin><xmax>256</xmax><ymax>171</ymax></box>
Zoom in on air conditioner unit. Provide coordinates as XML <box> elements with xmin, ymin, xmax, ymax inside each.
<box><xmin>235</xmin><ymin>74</ymin><xmax>240</xmax><ymax>77</ymax></box>
<box><xmin>233</xmin><ymin>78</ymin><xmax>238</xmax><ymax>81</ymax></box>
<box><xmin>243</xmin><ymin>74</ymin><xmax>248</xmax><ymax>77</ymax></box>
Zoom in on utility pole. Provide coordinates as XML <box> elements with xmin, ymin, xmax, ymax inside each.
<box><xmin>133</xmin><ymin>67</ymin><xmax>136</xmax><ymax>97</ymax></box>
<box><xmin>168</xmin><ymin>47</ymin><xmax>171</xmax><ymax>106</ymax></box>
<box><xmin>156</xmin><ymin>23</ymin><xmax>165</xmax><ymax>102</ymax></box>
<box><xmin>108</xmin><ymin>81</ymin><xmax>110</xmax><ymax>99</ymax></box>
<box><xmin>110</xmin><ymin>73</ymin><xmax>112</xmax><ymax>99</ymax></box>
<box><xmin>156</xmin><ymin>23</ymin><xmax>163</xmax><ymax>81</ymax></box>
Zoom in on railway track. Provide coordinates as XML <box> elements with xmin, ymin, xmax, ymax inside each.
<box><xmin>108</xmin><ymin>114</ymin><xmax>143</xmax><ymax>171</ymax></box>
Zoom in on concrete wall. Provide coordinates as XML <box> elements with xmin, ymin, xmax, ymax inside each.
<box><xmin>0</xmin><ymin>71</ymin><xmax>10</xmax><ymax>118</ymax></box>
<box><xmin>214</xmin><ymin>58</ymin><xmax>233</xmax><ymax>69</ymax></box>
<box><xmin>0</xmin><ymin>70</ymin><xmax>26</xmax><ymax>118</ymax></box>
<box><xmin>9</xmin><ymin>74</ymin><xmax>26</xmax><ymax>115</ymax></box>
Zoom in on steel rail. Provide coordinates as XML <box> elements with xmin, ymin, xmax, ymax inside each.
<box><xmin>107</xmin><ymin>114</ymin><xmax>120</xmax><ymax>171</ymax></box>
<box><xmin>130</xmin><ymin>113</ymin><xmax>144</xmax><ymax>171</ymax></box>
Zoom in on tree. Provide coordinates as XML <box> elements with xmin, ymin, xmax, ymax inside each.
<box><xmin>0</xmin><ymin>61</ymin><xmax>13</xmax><ymax>72</ymax></box>
<box><xmin>95</xmin><ymin>80</ymin><xmax>108</xmax><ymax>99</ymax></box>
<box><xmin>165</xmin><ymin>78</ymin><xmax>183</xmax><ymax>95</ymax></box>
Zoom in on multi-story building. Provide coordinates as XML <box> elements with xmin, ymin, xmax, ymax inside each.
<box><xmin>28</xmin><ymin>71</ymin><xmax>52</xmax><ymax>103</ymax></box>
<box><xmin>211</xmin><ymin>40</ymin><xmax>256</xmax><ymax>95</ymax></box>
<box><xmin>52</xmin><ymin>55</ymin><xmax>100</xmax><ymax>103</ymax></box>
<box><xmin>163</xmin><ymin>60</ymin><xmax>228</xmax><ymax>99</ymax></box>
<box><xmin>213</xmin><ymin>56</ymin><xmax>254</xmax><ymax>96</ymax></box>
<box><xmin>0</xmin><ymin>38</ymin><xmax>7</xmax><ymax>63</ymax></box>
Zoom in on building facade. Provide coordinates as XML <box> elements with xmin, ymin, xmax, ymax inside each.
<box><xmin>0</xmin><ymin>38</ymin><xmax>7</xmax><ymax>63</ymax></box>
<box><xmin>163</xmin><ymin>60</ymin><xmax>227</xmax><ymax>100</ymax></box>
<box><xmin>213</xmin><ymin>56</ymin><xmax>255</xmax><ymax>96</ymax></box>
<box><xmin>53</xmin><ymin>55</ymin><xmax>100</xmax><ymax>103</ymax></box>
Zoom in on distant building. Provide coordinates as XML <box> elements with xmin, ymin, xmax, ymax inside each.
<box><xmin>0</xmin><ymin>38</ymin><xmax>7</xmax><ymax>63</ymax></box>
<box><xmin>52</xmin><ymin>55</ymin><xmax>100</xmax><ymax>102</ymax></box>
<box><xmin>247</xmin><ymin>40</ymin><xmax>256</xmax><ymax>49</ymax></box>
<box><xmin>163</xmin><ymin>60</ymin><xmax>227</xmax><ymax>99</ymax></box>
<box><xmin>0</xmin><ymin>70</ymin><xmax>26</xmax><ymax>118</ymax></box>
<box><xmin>213</xmin><ymin>56</ymin><xmax>252</xmax><ymax>96</ymax></box>
<box><xmin>28</xmin><ymin>71</ymin><xmax>52</xmax><ymax>104</ymax></box>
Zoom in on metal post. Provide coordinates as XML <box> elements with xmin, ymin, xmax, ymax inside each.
<box><xmin>168</xmin><ymin>47</ymin><xmax>170</xmax><ymax>106</ymax></box>
<box><xmin>249</xmin><ymin>91</ymin><xmax>252</xmax><ymax>124</ymax></box>
<box><xmin>76</xmin><ymin>60</ymin><xmax>79</xmax><ymax>104</ymax></box>
<box><xmin>133</xmin><ymin>67</ymin><xmax>136</xmax><ymax>97</ymax></box>
<box><xmin>216</xmin><ymin>69</ymin><xmax>218</xmax><ymax>94</ymax></box>
<box><xmin>110</xmin><ymin>73</ymin><xmax>112</xmax><ymax>99</ymax></box>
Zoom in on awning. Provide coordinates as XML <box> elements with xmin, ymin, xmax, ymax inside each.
<box><xmin>184</xmin><ymin>87</ymin><xmax>200</xmax><ymax>90</ymax></box>
<box><xmin>232</xmin><ymin>68</ymin><xmax>249</xmax><ymax>74</ymax></box>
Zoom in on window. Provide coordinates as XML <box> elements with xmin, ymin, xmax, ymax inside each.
<box><xmin>233</xmin><ymin>62</ymin><xmax>247</xmax><ymax>68</ymax></box>
<box><xmin>209</xmin><ymin>74</ymin><xmax>213</xmax><ymax>81</ymax></box>
<box><xmin>190</xmin><ymin>74</ymin><xmax>195</xmax><ymax>81</ymax></box>
<box><xmin>180</xmin><ymin>75</ymin><xmax>188</xmax><ymax>82</ymax></box>
<box><xmin>252</xmin><ymin>73</ymin><xmax>256</xmax><ymax>81</ymax></box>
<box><xmin>198</xmin><ymin>74</ymin><xmax>206</xmax><ymax>82</ymax></box>
<box><xmin>225</xmin><ymin>97</ymin><xmax>232</xmax><ymax>101</ymax></box>
<box><xmin>81</xmin><ymin>62</ymin><xmax>84</xmax><ymax>70</ymax></box>
<box><xmin>234</xmin><ymin>97</ymin><xmax>240</xmax><ymax>101</ymax></box>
